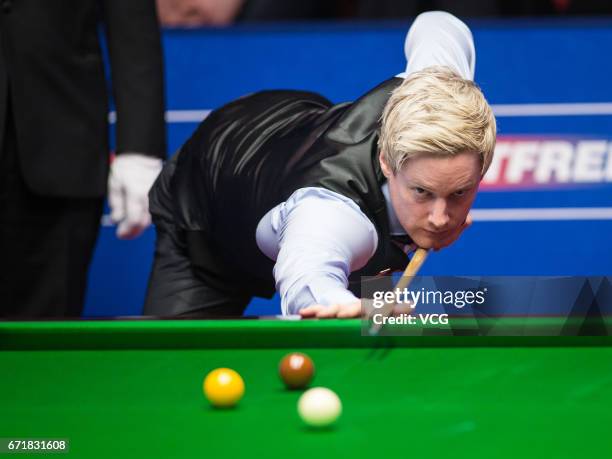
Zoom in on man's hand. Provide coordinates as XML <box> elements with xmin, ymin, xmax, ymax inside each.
<box><xmin>108</xmin><ymin>153</ymin><xmax>163</xmax><ymax>239</ymax></box>
<box><xmin>299</xmin><ymin>301</ymin><xmax>363</xmax><ymax>319</ymax></box>
<box><xmin>299</xmin><ymin>300</ymin><xmax>416</xmax><ymax>319</ymax></box>
<box><xmin>432</xmin><ymin>212</ymin><xmax>473</xmax><ymax>251</ymax></box>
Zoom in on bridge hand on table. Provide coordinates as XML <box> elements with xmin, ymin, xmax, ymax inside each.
<box><xmin>299</xmin><ymin>300</ymin><xmax>415</xmax><ymax>319</ymax></box>
<box><xmin>299</xmin><ymin>301</ymin><xmax>363</xmax><ymax>318</ymax></box>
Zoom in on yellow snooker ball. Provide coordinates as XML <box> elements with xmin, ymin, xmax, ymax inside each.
<box><xmin>203</xmin><ymin>368</ymin><xmax>245</xmax><ymax>407</ymax></box>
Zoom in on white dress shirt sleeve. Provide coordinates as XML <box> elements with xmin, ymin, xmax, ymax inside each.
<box><xmin>256</xmin><ymin>188</ymin><xmax>378</xmax><ymax>315</ymax></box>
<box><xmin>396</xmin><ymin>11</ymin><xmax>476</xmax><ymax>80</ymax></box>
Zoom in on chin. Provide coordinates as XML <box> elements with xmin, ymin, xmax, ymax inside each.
<box><xmin>410</xmin><ymin>233</ymin><xmax>439</xmax><ymax>250</ymax></box>
<box><xmin>412</xmin><ymin>230</ymin><xmax>457</xmax><ymax>250</ymax></box>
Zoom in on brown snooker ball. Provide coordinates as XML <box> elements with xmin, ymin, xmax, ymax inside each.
<box><xmin>279</xmin><ymin>352</ymin><xmax>315</xmax><ymax>389</ymax></box>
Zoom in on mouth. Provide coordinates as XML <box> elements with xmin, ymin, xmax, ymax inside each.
<box><xmin>423</xmin><ymin>229</ymin><xmax>449</xmax><ymax>236</ymax></box>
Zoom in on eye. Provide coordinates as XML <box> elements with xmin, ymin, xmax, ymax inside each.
<box><xmin>412</xmin><ymin>187</ymin><xmax>431</xmax><ymax>200</ymax></box>
<box><xmin>454</xmin><ymin>190</ymin><xmax>466</xmax><ymax>197</ymax></box>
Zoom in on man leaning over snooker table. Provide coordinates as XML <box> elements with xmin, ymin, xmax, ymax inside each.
<box><xmin>143</xmin><ymin>11</ymin><xmax>497</xmax><ymax>319</ymax></box>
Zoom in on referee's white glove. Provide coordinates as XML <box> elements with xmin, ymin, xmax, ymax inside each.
<box><xmin>108</xmin><ymin>153</ymin><xmax>163</xmax><ymax>239</ymax></box>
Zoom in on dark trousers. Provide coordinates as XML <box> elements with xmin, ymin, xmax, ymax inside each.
<box><xmin>0</xmin><ymin>109</ymin><xmax>103</xmax><ymax>318</ymax></box>
<box><xmin>143</xmin><ymin>154</ymin><xmax>252</xmax><ymax>317</ymax></box>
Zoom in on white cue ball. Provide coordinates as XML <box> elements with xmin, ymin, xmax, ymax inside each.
<box><xmin>297</xmin><ymin>387</ymin><xmax>342</xmax><ymax>427</ymax></box>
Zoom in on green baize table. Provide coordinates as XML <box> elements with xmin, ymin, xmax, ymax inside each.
<box><xmin>1</xmin><ymin>319</ymin><xmax>611</xmax><ymax>458</ymax></box>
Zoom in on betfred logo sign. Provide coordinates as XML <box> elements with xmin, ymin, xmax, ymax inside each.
<box><xmin>482</xmin><ymin>136</ymin><xmax>612</xmax><ymax>190</ymax></box>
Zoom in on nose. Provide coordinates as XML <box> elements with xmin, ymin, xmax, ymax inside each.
<box><xmin>428</xmin><ymin>198</ymin><xmax>450</xmax><ymax>230</ymax></box>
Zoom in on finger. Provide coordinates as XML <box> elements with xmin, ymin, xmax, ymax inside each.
<box><xmin>118</xmin><ymin>194</ymin><xmax>150</xmax><ymax>239</ymax></box>
<box><xmin>299</xmin><ymin>305</ymin><xmax>326</xmax><ymax>318</ymax></box>
<box><xmin>116</xmin><ymin>218</ymin><xmax>147</xmax><ymax>239</ymax></box>
<box><xmin>316</xmin><ymin>304</ymin><xmax>340</xmax><ymax>318</ymax></box>
<box><xmin>337</xmin><ymin>302</ymin><xmax>363</xmax><ymax>318</ymax></box>
<box><xmin>116</xmin><ymin>220</ymin><xmax>146</xmax><ymax>240</ymax></box>
<box><xmin>107</xmin><ymin>174</ymin><xmax>125</xmax><ymax>223</ymax></box>
<box><xmin>125</xmin><ymin>193</ymin><xmax>148</xmax><ymax>227</ymax></box>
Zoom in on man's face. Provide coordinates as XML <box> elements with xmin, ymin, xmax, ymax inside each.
<box><xmin>380</xmin><ymin>150</ymin><xmax>481</xmax><ymax>250</ymax></box>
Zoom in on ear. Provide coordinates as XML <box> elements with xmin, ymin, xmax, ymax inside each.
<box><xmin>379</xmin><ymin>151</ymin><xmax>392</xmax><ymax>178</ymax></box>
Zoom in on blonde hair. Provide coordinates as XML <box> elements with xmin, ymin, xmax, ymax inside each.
<box><xmin>379</xmin><ymin>66</ymin><xmax>496</xmax><ymax>175</ymax></box>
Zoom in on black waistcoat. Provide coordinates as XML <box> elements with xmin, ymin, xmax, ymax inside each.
<box><xmin>171</xmin><ymin>78</ymin><xmax>408</xmax><ymax>297</ymax></box>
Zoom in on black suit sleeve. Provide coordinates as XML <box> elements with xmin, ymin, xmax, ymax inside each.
<box><xmin>102</xmin><ymin>0</ymin><xmax>166</xmax><ymax>159</ymax></box>
<box><xmin>0</xmin><ymin>29</ymin><xmax>7</xmax><ymax>151</ymax></box>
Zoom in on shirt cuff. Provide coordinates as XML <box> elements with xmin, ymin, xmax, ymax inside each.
<box><xmin>306</xmin><ymin>277</ymin><xmax>359</xmax><ymax>307</ymax></box>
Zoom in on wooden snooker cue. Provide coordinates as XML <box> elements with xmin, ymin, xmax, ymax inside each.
<box><xmin>368</xmin><ymin>248</ymin><xmax>430</xmax><ymax>336</ymax></box>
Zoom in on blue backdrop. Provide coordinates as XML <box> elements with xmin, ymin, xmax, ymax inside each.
<box><xmin>84</xmin><ymin>19</ymin><xmax>612</xmax><ymax>317</ymax></box>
